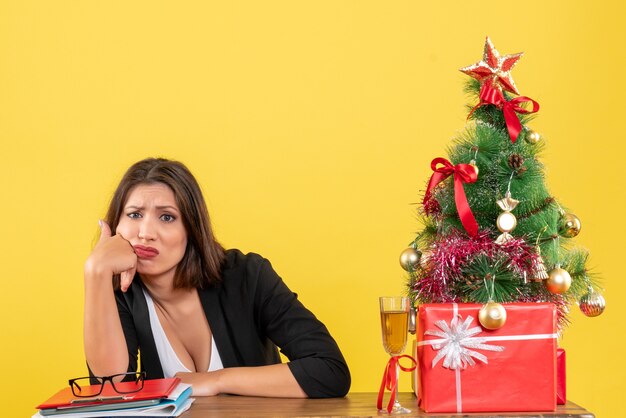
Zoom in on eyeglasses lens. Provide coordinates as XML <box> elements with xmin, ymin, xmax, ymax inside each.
<box><xmin>110</xmin><ymin>373</ymin><xmax>145</xmax><ymax>394</ymax></box>
<box><xmin>70</xmin><ymin>377</ymin><xmax>104</xmax><ymax>397</ymax></box>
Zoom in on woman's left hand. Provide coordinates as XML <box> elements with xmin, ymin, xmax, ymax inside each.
<box><xmin>175</xmin><ymin>365</ymin><xmax>306</xmax><ymax>398</ymax></box>
<box><xmin>175</xmin><ymin>371</ymin><xmax>221</xmax><ymax>396</ymax></box>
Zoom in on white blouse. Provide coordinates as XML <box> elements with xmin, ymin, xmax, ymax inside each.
<box><xmin>142</xmin><ymin>288</ymin><xmax>224</xmax><ymax>378</ymax></box>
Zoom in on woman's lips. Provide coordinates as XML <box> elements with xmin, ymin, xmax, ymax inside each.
<box><xmin>133</xmin><ymin>245</ymin><xmax>159</xmax><ymax>259</ymax></box>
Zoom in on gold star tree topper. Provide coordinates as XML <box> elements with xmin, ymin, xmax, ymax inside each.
<box><xmin>460</xmin><ymin>37</ymin><xmax>523</xmax><ymax>95</ymax></box>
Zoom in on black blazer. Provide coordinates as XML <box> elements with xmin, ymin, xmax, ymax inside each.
<box><xmin>111</xmin><ymin>249</ymin><xmax>350</xmax><ymax>398</ymax></box>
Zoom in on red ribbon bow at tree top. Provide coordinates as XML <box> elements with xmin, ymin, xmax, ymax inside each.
<box><xmin>377</xmin><ymin>355</ymin><xmax>417</xmax><ymax>414</ymax></box>
<box><xmin>423</xmin><ymin>158</ymin><xmax>479</xmax><ymax>237</ymax></box>
<box><xmin>471</xmin><ymin>83</ymin><xmax>540</xmax><ymax>143</ymax></box>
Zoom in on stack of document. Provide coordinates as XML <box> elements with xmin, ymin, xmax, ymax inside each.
<box><xmin>33</xmin><ymin>377</ymin><xmax>193</xmax><ymax>417</ymax></box>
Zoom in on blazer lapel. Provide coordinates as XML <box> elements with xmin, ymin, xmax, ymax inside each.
<box><xmin>128</xmin><ymin>280</ymin><xmax>165</xmax><ymax>379</ymax></box>
<box><xmin>199</xmin><ymin>286</ymin><xmax>239</xmax><ymax>368</ymax></box>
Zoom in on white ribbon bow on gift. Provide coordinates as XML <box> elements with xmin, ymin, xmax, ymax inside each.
<box><xmin>424</xmin><ymin>315</ymin><xmax>504</xmax><ymax>370</ymax></box>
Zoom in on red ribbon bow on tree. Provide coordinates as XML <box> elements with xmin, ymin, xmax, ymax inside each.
<box><xmin>377</xmin><ymin>355</ymin><xmax>417</xmax><ymax>414</ymax></box>
<box><xmin>471</xmin><ymin>83</ymin><xmax>540</xmax><ymax>143</ymax></box>
<box><xmin>423</xmin><ymin>157</ymin><xmax>479</xmax><ymax>237</ymax></box>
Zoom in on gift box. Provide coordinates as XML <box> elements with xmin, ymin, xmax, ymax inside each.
<box><xmin>416</xmin><ymin>303</ymin><xmax>557</xmax><ymax>413</ymax></box>
<box><xmin>557</xmin><ymin>348</ymin><xmax>566</xmax><ymax>405</ymax></box>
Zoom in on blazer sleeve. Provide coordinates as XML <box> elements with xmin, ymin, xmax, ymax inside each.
<box><xmin>252</xmin><ymin>257</ymin><xmax>351</xmax><ymax>398</ymax></box>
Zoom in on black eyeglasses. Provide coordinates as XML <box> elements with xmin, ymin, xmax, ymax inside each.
<box><xmin>68</xmin><ymin>372</ymin><xmax>146</xmax><ymax>398</ymax></box>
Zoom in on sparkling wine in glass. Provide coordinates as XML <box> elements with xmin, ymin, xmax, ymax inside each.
<box><xmin>379</xmin><ymin>296</ymin><xmax>410</xmax><ymax>414</ymax></box>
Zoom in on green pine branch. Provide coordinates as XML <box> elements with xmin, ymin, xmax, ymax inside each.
<box><xmin>453</xmin><ymin>254</ymin><xmax>522</xmax><ymax>303</ymax></box>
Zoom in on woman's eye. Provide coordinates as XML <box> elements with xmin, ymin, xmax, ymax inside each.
<box><xmin>160</xmin><ymin>214</ymin><xmax>176</xmax><ymax>222</ymax></box>
<box><xmin>127</xmin><ymin>212</ymin><xmax>142</xmax><ymax>219</ymax></box>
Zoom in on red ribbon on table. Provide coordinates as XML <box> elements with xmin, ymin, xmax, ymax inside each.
<box><xmin>377</xmin><ymin>355</ymin><xmax>417</xmax><ymax>414</ymax></box>
<box><xmin>469</xmin><ymin>83</ymin><xmax>540</xmax><ymax>143</ymax></box>
<box><xmin>423</xmin><ymin>157</ymin><xmax>479</xmax><ymax>237</ymax></box>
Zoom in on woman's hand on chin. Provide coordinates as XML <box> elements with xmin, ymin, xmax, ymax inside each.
<box><xmin>84</xmin><ymin>220</ymin><xmax>137</xmax><ymax>292</ymax></box>
<box><xmin>175</xmin><ymin>371</ymin><xmax>221</xmax><ymax>396</ymax></box>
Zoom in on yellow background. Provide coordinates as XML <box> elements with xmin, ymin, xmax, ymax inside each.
<box><xmin>1</xmin><ymin>1</ymin><xmax>624</xmax><ymax>416</ymax></box>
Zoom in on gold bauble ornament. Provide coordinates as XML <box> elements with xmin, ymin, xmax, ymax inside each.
<box><xmin>478</xmin><ymin>302</ymin><xmax>507</xmax><ymax>330</ymax></box>
<box><xmin>399</xmin><ymin>247</ymin><xmax>421</xmax><ymax>271</ymax></box>
<box><xmin>579</xmin><ymin>288</ymin><xmax>606</xmax><ymax>317</ymax></box>
<box><xmin>546</xmin><ymin>267</ymin><xmax>572</xmax><ymax>294</ymax></box>
<box><xmin>558</xmin><ymin>213</ymin><xmax>582</xmax><ymax>238</ymax></box>
<box><xmin>469</xmin><ymin>159</ymin><xmax>479</xmax><ymax>177</ymax></box>
<box><xmin>525</xmin><ymin>130</ymin><xmax>541</xmax><ymax>144</ymax></box>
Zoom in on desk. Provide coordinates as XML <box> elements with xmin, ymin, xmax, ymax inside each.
<box><xmin>184</xmin><ymin>392</ymin><xmax>594</xmax><ymax>417</ymax></box>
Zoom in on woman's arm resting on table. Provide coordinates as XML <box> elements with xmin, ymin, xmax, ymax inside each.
<box><xmin>254</xmin><ymin>258</ymin><xmax>351</xmax><ymax>398</ymax></box>
<box><xmin>176</xmin><ymin>364</ymin><xmax>307</xmax><ymax>397</ymax></box>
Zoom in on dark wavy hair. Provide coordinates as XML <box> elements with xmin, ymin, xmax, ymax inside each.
<box><xmin>105</xmin><ymin>158</ymin><xmax>225</xmax><ymax>289</ymax></box>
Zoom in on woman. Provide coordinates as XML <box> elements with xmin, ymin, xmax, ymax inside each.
<box><xmin>84</xmin><ymin>158</ymin><xmax>350</xmax><ymax>398</ymax></box>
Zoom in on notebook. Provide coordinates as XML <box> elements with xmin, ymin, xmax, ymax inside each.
<box><xmin>36</xmin><ymin>377</ymin><xmax>181</xmax><ymax>410</ymax></box>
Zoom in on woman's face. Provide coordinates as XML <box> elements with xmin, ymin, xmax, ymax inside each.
<box><xmin>116</xmin><ymin>183</ymin><xmax>188</xmax><ymax>282</ymax></box>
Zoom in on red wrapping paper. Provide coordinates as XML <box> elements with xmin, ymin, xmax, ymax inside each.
<box><xmin>557</xmin><ymin>348</ymin><xmax>566</xmax><ymax>405</ymax></box>
<box><xmin>416</xmin><ymin>303</ymin><xmax>557</xmax><ymax>413</ymax></box>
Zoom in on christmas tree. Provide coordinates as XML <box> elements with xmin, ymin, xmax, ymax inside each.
<box><xmin>402</xmin><ymin>37</ymin><xmax>605</xmax><ymax>331</ymax></box>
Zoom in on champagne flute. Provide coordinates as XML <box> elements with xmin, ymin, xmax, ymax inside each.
<box><xmin>379</xmin><ymin>296</ymin><xmax>411</xmax><ymax>414</ymax></box>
